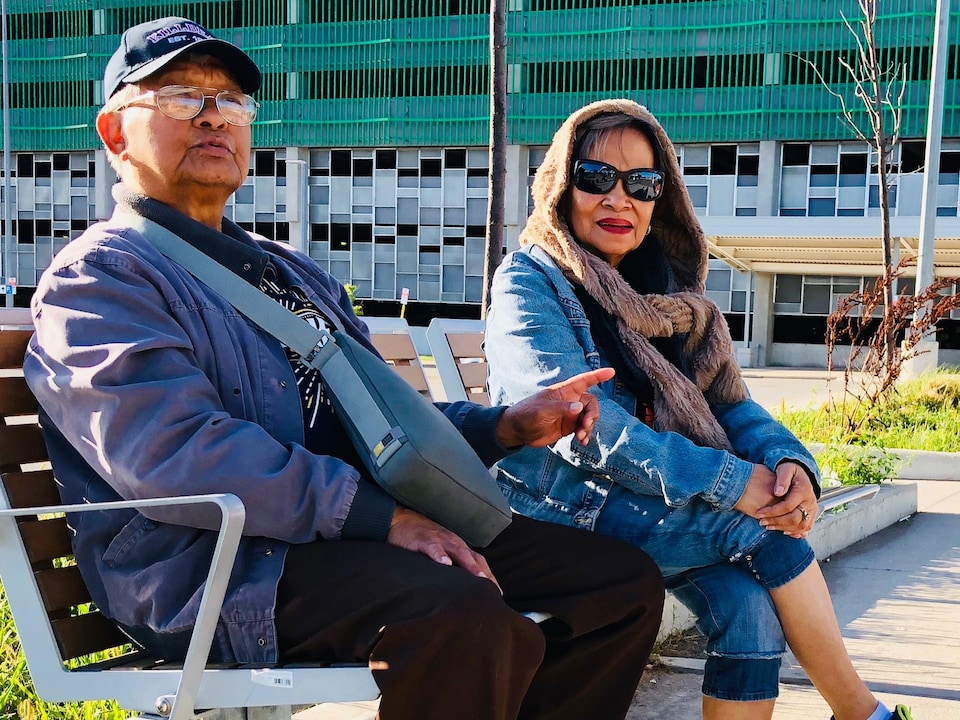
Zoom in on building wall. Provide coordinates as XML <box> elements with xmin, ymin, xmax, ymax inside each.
<box><xmin>2</xmin><ymin>1</ymin><xmax>956</xmax><ymax>150</ymax></box>
<box><xmin>2</xmin><ymin>1</ymin><xmax>959</xmax><ymax>365</ymax></box>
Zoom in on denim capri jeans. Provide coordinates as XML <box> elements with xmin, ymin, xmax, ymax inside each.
<box><xmin>593</xmin><ymin>484</ymin><xmax>816</xmax><ymax>702</ymax></box>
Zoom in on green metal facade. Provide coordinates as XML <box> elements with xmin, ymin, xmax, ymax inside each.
<box><xmin>2</xmin><ymin>0</ymin><xmax>958</xmax><ymax>150</ymax></box>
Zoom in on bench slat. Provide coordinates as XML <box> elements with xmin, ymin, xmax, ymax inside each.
<box><xmin>387</xmin><ymin>365</ymin><xmax>430</xmax><ymax>393</ymax></box>
<box><xmin>371</xmin><ymin>334</ymin><xmax>419</xmax><ymax>361</ymax></box>
<box><xmin>446</xmin><ymin>333</ymin><xmax>484</xmax><ymax>359</ymax></box>
<box><xmin>0</xmin><ymin>423</ymin><xmax>48</xmax><ymax>466</ymax></box>
<box><xmin>0</xmin><ymin>376</ymin><xmax>39</xmax><ymax>416</ymax></box>
<box><xmin>36</xmin><ymin>565</ymin><xmax>95</xmax><ymax>613</ymax></box>
<box><xmin>371</xmin><ymin>333</ymin><xmax>431</xmax><ymax>396</ymax></box>
<box><xmin>19</xmin><ymin>517</ymin><xmax>74</xmax><ymax>565</ymax></box>
<box><xmin>1</xmin><ymin>470</ymin><xmax>61</xmax><ymax>508</ymax></box>
<box><xmin>457</xmin><ymin>363</ymin><xmax>488</xmax><ymax>391</ymax></box>
<box><xmin>52</xmin><ymin>611</ymin><xmax>132</xmax><ymax>662</ymax></box>
<box><xmin>0</xmin><ymin>329</ymin><xmax>31</xmax><ymax>370</ymax></box>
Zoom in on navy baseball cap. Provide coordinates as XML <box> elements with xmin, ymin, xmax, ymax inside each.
<box><xmin>103</xmin><ymin>16</ymin><xmax>262</xmax><ymax>100</ymax></box>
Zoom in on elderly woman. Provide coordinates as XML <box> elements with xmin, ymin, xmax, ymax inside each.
<box><xmin>485</xmin><ymin>99</ymin><xmax>913</xmax><ymax>720</ymax></box>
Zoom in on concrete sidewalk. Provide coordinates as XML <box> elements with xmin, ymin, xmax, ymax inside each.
<box><xmin>630</xmin><ymin>478</ymin><xmax>960</xmax><ymax>719</ymax></box>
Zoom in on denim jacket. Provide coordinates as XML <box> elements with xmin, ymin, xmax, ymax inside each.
<box><xmin>486</xmin><ymin>246</ymin><xmax>819</xmax><ymax>530</ymax></box>
<box><xmin>24</xmin><ymin>197</ymin><xmax>508</xmax><ymax>664</ymax></box>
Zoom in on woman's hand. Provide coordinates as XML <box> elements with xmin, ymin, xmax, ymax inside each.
<box><xmin>496</xmin><ymin>368</ymin><xmax>615</xmax><ymax>448</ymax></box>
<box><xmin>386</xmin><ymin>506</ymin><xmax>501</xmax><ymax>590</ymax></box>
<box><xmin>732</xmin><ymin>463</ymin><xmax>778</xmax><ymax>518</ymax></box>
<box><xmin>756</xmin><ymin>462</ymin><xmax>819</xmax><ymax>538</ymax></box>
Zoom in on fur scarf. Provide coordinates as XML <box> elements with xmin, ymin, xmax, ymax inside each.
<box><xmin>520</xmin><ymin>99</ymin><xmax>747</xmax><ymax>451</ymax></box>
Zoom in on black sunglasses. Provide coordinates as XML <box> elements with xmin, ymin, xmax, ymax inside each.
<box><xmin>573</xmin><ymin>160</ymin><xmax>664</xmax><ymax>202</ymax></box>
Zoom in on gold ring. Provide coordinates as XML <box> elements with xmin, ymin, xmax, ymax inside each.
<box><xmin>799</xmin><ymin>507</ymin><xmax>810</xmax><ymax>521</ymax></box>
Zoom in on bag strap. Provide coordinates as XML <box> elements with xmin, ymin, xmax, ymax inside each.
<box><xmin>123</xmin><ymin>213</ymin><xmax>407</xmax><ymax>466</ymax></box>
<box><xmin>122</xmin><ymin>213</ymin><xmax>338</xmax><ymax>370</ymax></box>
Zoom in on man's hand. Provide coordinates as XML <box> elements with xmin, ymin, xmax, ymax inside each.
<box><xmin>496</xmin><ymin>368</ymin><xmax>615</xmax><ymax>449</ymax></box>
<box><xmin>387</xmin><ymin>506</ymin><xmax>500</xmax><ymax>590</ymax></box>
<box><xmin>732</xmin><ymin>463</ymin><xmax>779</xmax><ymax>519</ymax></box>
<box><xmin>756</xmin><ymin>462</ymin><xmax>818</xmax><ymax>538</ymax></box>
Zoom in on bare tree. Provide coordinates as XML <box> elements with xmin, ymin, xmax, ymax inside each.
<box><xmin>801</xmin><ymin>0</ymin><xmax>907</xmax><ymax>368</ymax></box>
<box><xmin>825</xmin><ymin>262</ymin><xmax>960</xmax><ymax>440</ymax></box>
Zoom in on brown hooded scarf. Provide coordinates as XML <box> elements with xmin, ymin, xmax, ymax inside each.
<box><xmin>520</xmin><ymin>99</ymin><xmax>748</xmax><ymax>451</ymax></box>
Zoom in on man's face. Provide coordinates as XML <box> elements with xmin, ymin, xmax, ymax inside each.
<box><xmin>110</xmin><ymin>61</ymin><xmax>252</xmax><ymax>218</ymax></box>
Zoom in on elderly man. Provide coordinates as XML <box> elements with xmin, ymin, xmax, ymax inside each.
<box><xmin>24</xmin><ymin>17</ymin><xmax>664</xmax><ymax>720</ymax></box>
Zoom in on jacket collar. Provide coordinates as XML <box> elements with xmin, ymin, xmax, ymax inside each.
<box><xmin>112</xmin><ymin>183</ymin><xmax>269</xmax><ymax>287</ymax></box>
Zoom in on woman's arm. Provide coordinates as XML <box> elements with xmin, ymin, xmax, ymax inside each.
<box><xmin>713</xmin><ymin>400</ymin><xmax>821</xmax><ymax>494</ymax></box>
<box><xmin>486</xmin><ymin>252</ymin><xmax>753</xmax><ymax>510</ymax></box>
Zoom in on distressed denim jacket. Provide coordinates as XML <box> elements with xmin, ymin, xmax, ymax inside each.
<box><xmin>486</xmin><ymin>246</ymin><xmax>819</xmax><ymax>530</ymax></box>
<box><xmin>24</xmin><ymin>195</ymin><xmax>507</xmax><ymax>665</ymax></box>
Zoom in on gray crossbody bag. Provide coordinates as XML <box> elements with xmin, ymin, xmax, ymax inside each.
<box><xmin>128</xmin><ymin>215</ymin><xmax>512</xmax><ymax>547</ymax></box>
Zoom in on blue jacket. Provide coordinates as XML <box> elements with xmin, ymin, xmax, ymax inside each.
<box><xmin>486</xmin><ymin>246</ymin><xmax>819</xmax><ymax>530</ymax></box>
<box><xmin>24</xmin><ymin>194</ymin><xmax>508</xmax><ymax>664</ymax></box>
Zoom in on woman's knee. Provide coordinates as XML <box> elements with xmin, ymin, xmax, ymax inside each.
<box><xmin>672</xmin><ymin>565</ymin><xmax>786</xmax><ymax>657</ymax></box>
<box><xmin>744</xmin><ymin>531</ymin><xmax>816</xmax><ymax>590</ymax></box>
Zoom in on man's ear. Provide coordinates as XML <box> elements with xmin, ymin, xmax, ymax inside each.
<box><xmin>96</xmin><ymin>111</ymin><xmax>125</xmax><ymax>155</ymax></box>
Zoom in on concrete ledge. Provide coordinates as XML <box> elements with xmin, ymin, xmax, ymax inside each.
<box><xmin>808</xmin><ymin>480</ymin><xmax>917</xmax><ymax>559</ymax></box>
<box><xmin>0</xmin><ymin>308</ymin><xmax>32</xmax><ymax>328</ymax></box>
<box><xmin>656</xmin><ymin>481</ymin><xmax>919</xmax><ymax>642</ymax></box>
<box><xmin>806</xmin><ymin>444</ymin><xmax>960</xmax><ymax>482</ymax></box>
<box><xmin>890</xmin><ymin>449</ymin><xmax>960</xmax><ymax>481</ymax></box>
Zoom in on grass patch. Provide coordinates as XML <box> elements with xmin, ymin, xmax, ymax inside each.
<box><xmin>776</xmin><ymin>368</ymin><xmax>960</xmax><ymax>453</ymax></box>
<box><xmin>775</xmin><ymin>368</ymin><xmax>960</xmax><ymax>486</ymax></box>
<box><xmin>1</xmin><ymin>583</ymin><xmax>133</xmax><ymax>719</ymax></box>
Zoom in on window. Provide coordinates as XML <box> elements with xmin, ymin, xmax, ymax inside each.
<box><xmin>783</xmin><ymin>144</ymin><xmax>810</xmax><ymax>166</ymax></box>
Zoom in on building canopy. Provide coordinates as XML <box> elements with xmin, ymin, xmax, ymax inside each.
<box><xmin>702</xmin><ymin>217</ymin><xmax>960</xmax><ymax>277</ymax></box>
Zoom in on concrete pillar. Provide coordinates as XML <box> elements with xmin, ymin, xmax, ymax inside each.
<box><xmin>287</xmin><ymin>0</ymin><xmax>301</xmax><ymax>24</ymax></box>
<box><xmin>285</xmin><ymin>147</ymin><xmax>308</xmax><ymax>253</ymax></box>
<box><xmin>502</xmin><ymin>144</ymin><xmax>528</xmax><ymax>254</ymax></box>
<box><xmin>756</xmin><ymin>140</ymin><xmax>779</xmax><ymax>217</ymax></box>
<box><xmin>901</xmin><ymin>339</ymin><xmax>940</xmax><ymax>378</ymax></box>
<box><xmin>752</xmin><ymin>271</ymin><xmax>775</xmax><ymax>367</ymax></box>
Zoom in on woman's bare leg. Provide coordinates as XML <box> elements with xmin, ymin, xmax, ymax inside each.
<box><xmin>702</xmin><ymin>697</ymin><xmax>775</xmax><ymax>720</ymax></box>
<box><xmin>769</xmin><ymin>562</ymin><xmax>880</xmax><ymax>720</ymax></box>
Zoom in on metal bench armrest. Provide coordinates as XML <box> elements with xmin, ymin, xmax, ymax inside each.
<box><xmin>817</xmin><ymin>484</ymin><xmax>881</xmax><ymax>518</ymax></box>
<box><xmin>0</xmin><ymin>493</ymin><xmax>245</xmax><ymax>720</ymax></box>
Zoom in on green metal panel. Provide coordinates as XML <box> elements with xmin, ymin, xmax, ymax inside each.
<box><xmin>0</xmin><ymin>0</ymin><xmax>957</xmax><ymax>150</ymax></box>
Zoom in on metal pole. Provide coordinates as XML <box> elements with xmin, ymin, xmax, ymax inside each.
<box><xmin>481</xmin><ymin>0</ymin><xmax>506</xmax><ymax>319</ymax></box>
<box><xmin>1</xmin><ymin>0</ymin><xmax>14</xmax><ymax>307</ymax></box>
<box><xmin>915</xmin><ymin>0</ymin><xmax>950</xmax><ymax>323</ymax></box>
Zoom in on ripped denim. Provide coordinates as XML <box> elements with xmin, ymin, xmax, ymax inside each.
<box><xmin>592</xmin><ymin>484</ymin><xmax>815</xmax><ymax>702</ymax></box>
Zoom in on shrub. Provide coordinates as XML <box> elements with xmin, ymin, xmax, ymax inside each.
<box><xmin>815</xmin><ymin>445</ymin><xmax>900</xmax><ymax>487</ymax></box>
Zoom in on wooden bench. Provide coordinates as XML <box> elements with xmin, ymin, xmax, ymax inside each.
<box><xmin>425</xmin><ymin>318</ymin><xmax>488</xmax><ymax>404</ymax></box>
<box><xmin>0</xmin><ymin>321</ymin><xmax>379</xmax><ymax>720</ymax></box>
<box><xmin>364</xmin><ymin>317</ymin><xmax>432</xmax><ymax>398</ymax></box>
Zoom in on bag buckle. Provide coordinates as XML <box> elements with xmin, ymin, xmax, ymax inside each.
<box><xmin>373</xmin><ymin>428</ymin><xmax>406</xmax><ymax>467</ymax></box>
<box><xmin>303</xmin><ymin>335</ymin><xmax>331</xmax><ymax>364</ymax></box>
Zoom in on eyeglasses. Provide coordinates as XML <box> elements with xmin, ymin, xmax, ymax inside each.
<box><xmin>117</xmin><ymin>84</ymin><xmax>259</xmax><ymax>126</ymax></box>
<box><xmin>572</xmin><ymin>160</ymin><xmax>664</xmax><ymax>202</ymax></box>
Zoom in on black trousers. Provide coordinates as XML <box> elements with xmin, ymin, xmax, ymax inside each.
<box><xmin>276</xmin><ymin>515</ymin><xmax>664</xmax><ymax>720</ymax></box>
